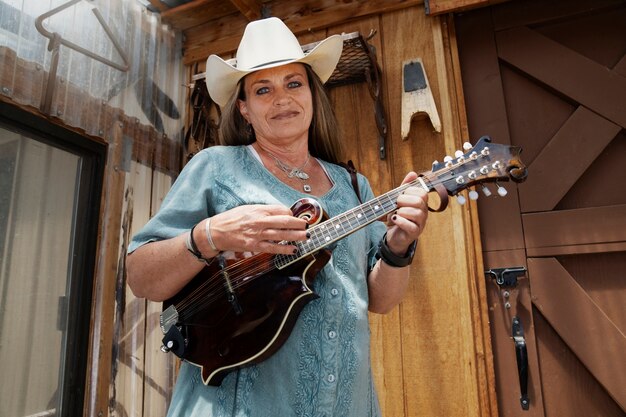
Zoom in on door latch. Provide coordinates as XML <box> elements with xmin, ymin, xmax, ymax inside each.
<box><xmin>485</xmin><ymin>266</ymin><xmax>530</xmax><ymax>410</ymax></box>
<box><xmin>512</xmin><ymin>316</ymin><xmax>529</xmax><ymax>410</ymax></box>
<box><xmin>485</xmin><ymin>266</ymin><xmax>527</xmax><ymax>287</ymax></box>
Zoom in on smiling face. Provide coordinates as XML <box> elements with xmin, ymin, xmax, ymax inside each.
<box><xmin>238</xmin><ymin>63</ymin><xmax>313</xmax><ymax>148</ymax></box>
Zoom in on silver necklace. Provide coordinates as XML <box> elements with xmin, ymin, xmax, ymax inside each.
<box><xmin>263</xmin><ymin>149</ymin><xmax>312</xmax><ymax>193</ymax></box>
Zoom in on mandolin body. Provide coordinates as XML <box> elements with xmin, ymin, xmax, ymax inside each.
<box><xmin>165</xmin><ymin>249</ymin><xmax>330</xmax><ymax>386</ymax></box>
<box><xmin>162</xmin><ymin>198</ymin><xmax>330</xmax><ymax>386</ymax></box>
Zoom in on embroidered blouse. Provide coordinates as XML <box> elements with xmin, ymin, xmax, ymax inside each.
<box><xmin>128</xmin><ymin>145</ymin><xmax>386</xmax><ymax>417</ymax></box>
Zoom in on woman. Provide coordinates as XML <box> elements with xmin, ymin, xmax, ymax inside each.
<box><xmin>127</xmin><ymin>17</ymin><xmax>429</xmax><ymax>417</ymax></box>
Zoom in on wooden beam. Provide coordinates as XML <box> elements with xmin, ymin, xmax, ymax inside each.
<box><xmin>183</xmin><ymin>0</ymin><xmax>426</xmax><ymax>64</ymax></box>
<box><xmin>516</xmin><ymin>106</ymin><xmax>620</xmax><ymax>213</ymax></box>
<box><xmin>424</xmin><ymin>0</ymin><xmax>511</xmax><ymax>15</ymax></box>
<box><xmin>229</xmin><ymin>0</ymin><xmax>264</xmax><ymax>21</ymax></box>
<box><xmin>497</xmin><ymin>26</ymin><xmax>626</xmax><ymax>129</ymax></box>
<box><xmin>161</xmin><ymin>0</ymin><xmax>237</xmax><ymax>31</ymax></box>
<box><xmin>527</xmin><ymin>242</ymin><xmax>626</xmax><ymax>257</ymax></box>
<box><xmin>522</xmin><ymin>204</ymin><xmax>626</xmax><ymax>255</ymax></box>
<box><xmin>529</xmin><ymin>257</ymin><xmax>626</xmax><ymax>410</ymax></box>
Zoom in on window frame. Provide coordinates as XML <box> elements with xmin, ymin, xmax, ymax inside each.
<box><xmin>0</xmin><ymin>101</ymin><xmax>106</xmax><ymax>417</ymax></box>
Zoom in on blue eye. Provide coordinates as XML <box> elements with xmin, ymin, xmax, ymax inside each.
<box><xmin>256</xmin><ymin>86</ymin><xmax>270</xmax><ymax>95</ymax></box>
<box><xmin>288</xmin><ymin>81</ymin><xmax>302</xmax><ymax>88</ymax></box>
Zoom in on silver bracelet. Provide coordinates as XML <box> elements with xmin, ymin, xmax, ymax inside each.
<box><xmin>186</xmin><ymin>223</ymin><xmax>210</xmax><ymax>263</ymax></box>
<box><xmin>205</xmin><ymin>217</ymin><xmax>218</xmax><ymax>252</ymax></box>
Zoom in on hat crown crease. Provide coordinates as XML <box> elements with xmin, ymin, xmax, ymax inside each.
<box><xmin>236</xmin><ymin>20</ymin><xmax>304</xmax><ymax>70</ymax></box>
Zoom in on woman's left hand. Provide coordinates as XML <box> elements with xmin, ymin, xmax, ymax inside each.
<box><xmin>384</xmin><ymin>172</ymin><xmax>429</xmax><ymax>255</ymax></box>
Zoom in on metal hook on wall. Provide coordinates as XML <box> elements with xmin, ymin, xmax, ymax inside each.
<box><xmin>34</xmin><ymin>0</ymin><xmax>130</xmax><ymax>114</ymax></box>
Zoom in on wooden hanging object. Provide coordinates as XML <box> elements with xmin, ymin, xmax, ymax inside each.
<box><xmin>401</xmin><ymin>58</ymin><xmax>441</xmax><ymax>139</ymax></box>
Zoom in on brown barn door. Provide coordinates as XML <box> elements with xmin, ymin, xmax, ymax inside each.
<box><xmin>455</xmin><ymin>1</ymin><xmax>626</xmax><ymax>416</ymax></box>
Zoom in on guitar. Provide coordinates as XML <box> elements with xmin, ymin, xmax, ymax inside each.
<box><xmin>159</xmin><ymin>136</ymin><xmax>527</xmax><ymax>386</ymax></box>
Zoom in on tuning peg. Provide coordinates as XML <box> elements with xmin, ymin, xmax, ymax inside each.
<box><xmin>497</xmin><ymin>184</ymin><xmax>508</xmax><ymax>197</ymax></box>
<box><xmin>431</xmin><ymin>160</ymin><xmax>439</xmax><ymax>169</ymax></box>
<box><xmin>469</xmin><ymin>190</ymin><xmax>479</xmax><ymax>200</ymax></box>
<box><xmin>463</xmin><ymin>142</ymin><xmax>472</xmax><ymax>151</ymax></box>
<box><xmin>454</xmin><ymin>150</ymin><xmax>464</xmax><ymax>158</ymax></box>
<box><xmin>457</xmin><ymin>194</ymin><xmax>466</xmax><ymax>205</ymax></box>
<box><xmin>481</xmin><ymin>185</ymin><xmax>492</xmax><ymax>197</ymax></box>
<box><xmin>443</xmin><ymin>155</ymin><xmax>453</xmax><ymax>162</ymax></box>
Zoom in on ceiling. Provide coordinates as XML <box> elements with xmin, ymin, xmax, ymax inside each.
<box><xmin>145</xmin><ymin>0</ymin><xmax>272</xmax><ymax>32</ymax></box>
<box><xmin>143</xmin><ymin>0</ymin><xmax>430</xmax><ymax>64</ymax></box>
<box><xmin>141</xmin><ymin>0</ymin><xmax>477</xmax><ymax>64</ymax></box>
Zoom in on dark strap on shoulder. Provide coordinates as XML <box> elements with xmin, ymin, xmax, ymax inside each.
<box><xmin>339</xmin><ymin>160</ymin><xmax>362</xmax><ymax>203</ymax></box>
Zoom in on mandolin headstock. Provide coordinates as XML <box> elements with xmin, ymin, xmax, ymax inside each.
<box><xmin>428</xmin><ymin>136</ymin><xmax>528</xmax><ymax>202</ymax></box>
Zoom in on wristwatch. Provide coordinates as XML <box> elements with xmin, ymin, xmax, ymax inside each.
<box><xmin>377</xmin><ymin>233</ymin><xmax>417</xmax><ymax>268</ymax></box>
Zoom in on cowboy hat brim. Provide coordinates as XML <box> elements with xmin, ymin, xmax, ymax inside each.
<box><xmin>206</xmin><ymin>34</ymin><xmax>343</xmax><ymax>107</ymax></box>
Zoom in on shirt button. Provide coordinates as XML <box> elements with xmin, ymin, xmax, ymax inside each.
<box><xmin>328</xmin><ymin>330</ymin><xmax>337</xmax><ymax>339</ymax></box>
<box><xmin>327</xmin><ymin>374</ymin><xmax>336</xmax><ymax>383</ymax></box>
<box><xmin>331</xmin><ymin>288</ymin><xmax>339</xmax><ymax>296</ymax></box>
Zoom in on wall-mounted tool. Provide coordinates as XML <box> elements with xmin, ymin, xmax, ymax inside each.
<box><xmin>401</xmin><ymin>58</ymin><xmax>441</xmax><ymax>139</ymax></box>
<box><xmin>485</xmin><ymin>266</ymin><xmax>530</xmax><ymax>411</ymax></box>
<box><xmin>35</xmin><ymin>0</ymin><xmax>129</xmax><ymax>115</ymax></box>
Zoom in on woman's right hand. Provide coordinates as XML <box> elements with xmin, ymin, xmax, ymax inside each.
<box><xmin>127</xmin><ymin>204</ymin><xmax>308</xmax><ymax>301</ymax></box>
<box><xmin>197</xmin><ymin>204</ymin><xmax>309</xmax><ymax>256</ymax></box>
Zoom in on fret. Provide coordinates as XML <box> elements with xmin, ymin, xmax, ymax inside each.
<box><xmin>326</xmin><ymin>218</ymin><xmax>342</xmax><ymax>240</ymax></box>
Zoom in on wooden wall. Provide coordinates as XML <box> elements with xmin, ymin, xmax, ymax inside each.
<box><xmin>85</xmin><ymin>5</ymin><xmax>497</xmax><ymax>413</ymax></box>
<box><xmin>184</xmin><ymin>4</ymin><xmax>496</xmax><ymax>417</ymax></box>
<box><xmin>86</xmin><ymin>118</ymin><xmax>179</xmax><ymax>417</ymax></box>
<box><xmin>329</xmin><ymin>8</ymin><xmax>496</xmax><ymax>417</ymax></box>
<box><xmin>0</xmin><ymin>3</ymin><xmax>497</xmax><ymax>416</ymax></box>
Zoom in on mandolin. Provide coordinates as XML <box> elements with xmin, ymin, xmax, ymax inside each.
<box><xmin>159</xmin><ymin>136</ymin><xmax>527</xmax><ymax>386</ymax></box>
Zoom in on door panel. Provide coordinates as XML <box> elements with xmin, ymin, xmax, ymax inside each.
<box><xmin>456</xmin><ymin>0</ymin><xmax>626</xmax><ymax>415</ymax></box>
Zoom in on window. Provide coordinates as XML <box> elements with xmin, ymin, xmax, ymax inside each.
<box><xmin>0</xmin><ymin>103</ymin><xmax>105</xmax><ymax>417</ymax></box>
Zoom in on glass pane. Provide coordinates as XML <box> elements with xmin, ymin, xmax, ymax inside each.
<box><xmin>0</xmin><ymin>128</ymin><xmax>80</xmax><ymax>417</ymax></box>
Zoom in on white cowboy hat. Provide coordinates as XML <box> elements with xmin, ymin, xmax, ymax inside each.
<box><xmin>205</xmin><ymin>17</ymin><xmax>343</xmax><ymax>107</ymax></box>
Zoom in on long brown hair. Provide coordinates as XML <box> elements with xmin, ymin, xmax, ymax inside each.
<box><xmin>218</xmin><ymin>64</ymin><xmax>344</xmax><ymax>164</ymax></box>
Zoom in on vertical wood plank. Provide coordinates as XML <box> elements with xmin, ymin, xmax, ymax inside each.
<box><xmin>444</xmin><ymin>12</ymin><xmax>498</xmax><ymax>417</ymax></box>
<box><xmin>326</xmin><ymin>14</ymin><xmax>402</xmax><ymax>416</ymax></box>
<box><xmin>86</xmin><ymin>121</ymin><xmax>126</xmax><ymax>417</ymax></box>
<box><xmin>112</xmin><ymin>160</ymin><xmax>152</xmax><ymax>416</ymax></box>
<box><xmin>380</xmin><ymin>6</ymin><xmax>489</xmax><ymax>417</ymax></box>
<box><xmin>143</xmin><ymin>170</ymin><xmax>177</xmax><ymax>416</ymax></box>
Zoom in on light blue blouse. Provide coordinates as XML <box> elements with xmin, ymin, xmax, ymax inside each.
<box><xmin>129</xmin><ymin>145</ymin><xmax>386</xmax><ymax>417</ymax></box>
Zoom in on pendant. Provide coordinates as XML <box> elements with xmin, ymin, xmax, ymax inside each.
<box><xmin>289</xmin><ymin>169</ymin><xmax>309</xmax><ymax>180</ymax></box>
<box><xmin>303</xmin><ymin>184</ymin><xmax>312</xmax><ymax>193</ymax></box>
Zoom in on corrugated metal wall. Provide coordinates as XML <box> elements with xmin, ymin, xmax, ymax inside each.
<box><xmin>0</xmin><ymin>1</ymin><xmax>185</xmax><ymax>415</ymax></box>
<box><xmin>0</xmin><ymin>0</ymin><xmax>184</xmax><ymax>140</ymax></box>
